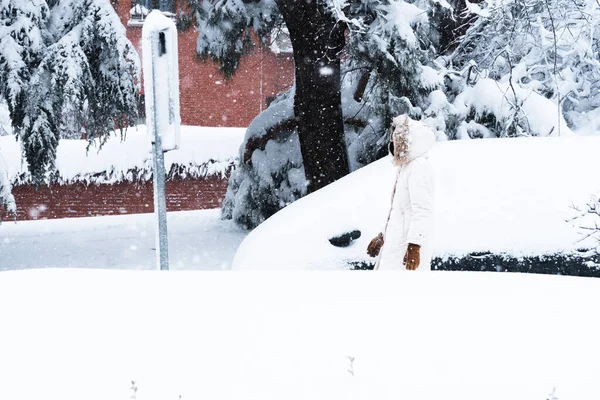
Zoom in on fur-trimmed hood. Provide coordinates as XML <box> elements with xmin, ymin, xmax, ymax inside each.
<box><xmin>391</xmin><ymin>116</ymin><xmax>436</xmax><ymax>164</ymax></box>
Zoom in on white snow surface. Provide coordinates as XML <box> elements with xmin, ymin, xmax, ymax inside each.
<box><xmin>0</xmin><ymin>209</ymin><xmax>246</xmax><ymax>271</ymax></box>
<box><xmin>234</xmin><ymin>136</ymin><xmax>600</xmax><ymax>270</ymax></box>
<box><xmin>0</xmin><ymin>125</ymin><xmax>244</xmax><ymax>183</ymax></box>
<box><xmin>0</xmin><ymin>269</ymin><xmax>599</xmax><ymax>400</ymax></box>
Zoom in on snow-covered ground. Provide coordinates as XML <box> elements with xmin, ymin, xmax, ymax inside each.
<box><xmin>234</xmin><ymin>136</ymin><xmax>600</xmax><ymax>270</ymax></box>
<box><xmin>0</xmin><ymin>270</ymin><xmax>599</xmax><ymax>400</ymax></box>
<box><xmin>0</xmin><ymin>209</ymin><xmax>246</xmax><ymax>271</ymax></box>
<box><xmin>0</xmin><ymin>125</ymin><xmax>245</xmax><ymax>183</ymax></box>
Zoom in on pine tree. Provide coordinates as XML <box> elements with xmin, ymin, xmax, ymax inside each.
<box><xmin>0</xmin><ymin>0</ymin><xmax>141</xmax><ymax>184</ymax></box>
<box><xmin>0</xmin><ymin>0</ymin><xmax>51</xmax><ymax>184</ymax></box>
<box><xmin>196</xmin><ymin>0</ymin><xmax>349</xmax><ymax>197</ymax></box>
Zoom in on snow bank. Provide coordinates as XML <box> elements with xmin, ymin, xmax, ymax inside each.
<box><xmin>0</xmin><ymin>126</ymin><xmax>245</xmax><ymax>184</ymax></box>
<box><xmin>0</xmin><ymin>270</ymin><xmax>599</xmax><ymax>400</ymax></box>
<box><xmin>233</xmin><ymin>136</ymin><xmax>600</xmax><ymax>270</ymax></box>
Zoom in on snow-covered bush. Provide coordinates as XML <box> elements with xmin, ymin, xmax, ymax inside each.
<box><xmin>0</xmin><ymin>0</ymin><xmax>141</xmax><ymax>184</ymax></box>
<box><xmin>220</xmin><ymin>91</ymin><xmax>308</xmax><ymax>228</ymax></box>
<box><xmin>446</xmin><ymin>0</ymin><xmax>600</xmax><ymax>137</ymax></box>
<box><xmin>447</xmin><ymin>78</ymin><xmax>574</xmax><ymax>138</ymax></box>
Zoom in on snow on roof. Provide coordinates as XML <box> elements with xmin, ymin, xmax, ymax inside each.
<box><xmin>0</xmin><ymin>125</ymin><xmax>245</xmax><ymax>185</ymax></box>
<box><xmin>233</xmin><ymin>135</ymin><xmax>600</xmax><ymax>268</ymax></box>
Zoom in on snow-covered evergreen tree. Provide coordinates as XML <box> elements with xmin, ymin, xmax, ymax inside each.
<box><xmin>0</xmin><ymin>0</ymin><xmax>140</xmax><ymax>184</ymax></box>
<box><xmin>195</xmin><ymin>0</ymin><xmax>350</xmax><ymax>228</ymax></box>
<box><xmin>195</xmin><ymin>0</ymin><xmax>283</xmax><ymax>78</ymax></box>
<box><xmin>0</xmin><ymin>0</ymin><xmax>50</xmax><ymax>183</ymax></box>
<box><xmin>211</xmin><ymin>0</ymin><xmax>447</xmax><ymax>228</ymax></box>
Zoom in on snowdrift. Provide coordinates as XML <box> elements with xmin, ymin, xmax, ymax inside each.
<box><xmin>233</xmin><ymin>136</ymin><xmax>600</xmax><ymax>270</ymax></box>
<box><xmin>0</xmin><ymin>126</ymin><xmax>244</xmax><ymax>184</ymax></box>
<box><xmin>0</xmin><ymin>269</ymin><xmax>599</xmax><ymax>400</ymax></box>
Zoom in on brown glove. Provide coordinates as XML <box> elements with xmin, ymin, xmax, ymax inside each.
<box><xmin>366</xmin><ymin>232</ymin><xmax>384</xmax><ymax>257</ymax></box>
<box><xmin>403</xmin><ymin>243</ymin><xmax>421</xmax><ymax>270</ymax></box>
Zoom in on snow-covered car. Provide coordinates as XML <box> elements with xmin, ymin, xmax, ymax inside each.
<box><xmin>233</xmin><ymin>136</ymin><xmax>600</xmax><ymax>271</ymax></box>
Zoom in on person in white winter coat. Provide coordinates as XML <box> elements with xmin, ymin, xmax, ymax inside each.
<box><xmin>367</xmin><ymin>115</ymin><xmax>436</xmax><ymax>270</ymax></box>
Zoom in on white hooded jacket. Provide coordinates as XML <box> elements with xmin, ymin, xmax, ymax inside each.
<box><xmin>376</xmin><ymin>118</ymin><xmax>436</xmax><ymax>271</ymax></box>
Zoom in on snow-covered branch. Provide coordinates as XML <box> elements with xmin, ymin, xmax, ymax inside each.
<box><xmin>452</xmin><ymin>0</ymin><xmax>600</xmax><ymax>135</ymax></box>
<box><xmin>571</xmin><ymin>194</ymin><xmax>600</xmax><ymax>254</ymax></box>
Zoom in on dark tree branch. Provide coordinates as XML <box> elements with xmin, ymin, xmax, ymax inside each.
<box><xmin>353</xmin><ymin>70</ymin><xmax>371</xmax><ymax>102</ymax></box>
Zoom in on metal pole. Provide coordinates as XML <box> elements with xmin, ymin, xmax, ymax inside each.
<box><xmin>152</xmin><ymin>134</ymin><xmax>169</xmax><ymax>270</ymax></box>
<box><xmin>150</xmin><ymin>31</ymin><xmax>169</xmax><ymax>271</ymax></box>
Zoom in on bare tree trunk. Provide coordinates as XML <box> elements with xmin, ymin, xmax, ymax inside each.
<box><xmin>275</xmin><ymin>0</ymin><xmax>350</xmax><ymax>193</ymax></box>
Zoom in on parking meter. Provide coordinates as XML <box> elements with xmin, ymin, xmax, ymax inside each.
<box><xmin>142</xmin><ymin>10</ymin><xmax>182</xmax><ymax>271</ymax></box>
<box><xmin>142</xmin><ymin>10</ymin><xmax>181</xmax><ymax>152</ymax></box>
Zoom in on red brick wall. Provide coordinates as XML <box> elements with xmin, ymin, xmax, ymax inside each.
<box><xmin>117</xmin><ymin>1</ymin><xmax>294</xmax><ymax>127</ymax></box>
<box><xmin>5</xmin><ymin>177</ymin><xmax>227</xmax><ymax>221</ymax></box>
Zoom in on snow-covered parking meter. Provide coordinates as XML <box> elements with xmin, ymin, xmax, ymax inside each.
<box><xmin>142</xmin><ymin>10</ymin><xmax>181</xmax><ymax>152</ymax></box>
<box><xmin>142</xmin><ymin>10</ymin><xmax>181</xmax><ymax>271</ymax></box>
